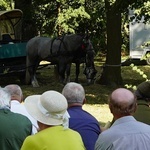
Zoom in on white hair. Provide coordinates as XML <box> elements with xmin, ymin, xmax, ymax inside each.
<box><xmin>62</xmin><ymin>82</ymin><xmax>85</xmax><ymax>104</ymax></box>
<box><xmin>4</xmin><ymin>84</ymin><xmax>22</xmax><ymax>98</ymax></box>
<box><xmin>0</xmin><ymin>87</ymin><xmax>11</xmax><ymax>109</ymax></box>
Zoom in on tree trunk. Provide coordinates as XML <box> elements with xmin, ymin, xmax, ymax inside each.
<box><xmin>14</xmin><ymin>0</ymin><xmax>37</xmax><ymax>41</ymax></box>
<box><xmin>98</xmin><ymin>1</ymin><xmax>123</xmax><ymax>86</ymax></box>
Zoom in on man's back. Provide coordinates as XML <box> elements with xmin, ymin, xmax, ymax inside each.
<box><xmin>62</xmin><ymin>82</ymin><xmax>101</xmax><ymax>150</ymax></box>
<box><xmin>95</xmin><ymin>116</ymin><xmax>150</xmax><ymax>150</ymax></box>
<box><xmin>11</xmin><ymin>100</ymin><xmax>38</xmax><ymax>134</ymax></box>
<box><xmin>68</xmin><ymin>106</ymin><xmax>101</xmax><ymax>150</ymax></box>
<box><xmin>0</xmin><ymin>109</ymin><xmax>32</xmax><ymax>150</ymax></box>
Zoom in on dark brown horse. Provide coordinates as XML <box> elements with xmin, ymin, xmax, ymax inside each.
<box><xmin>25</xmin><ymin>34</ymin><xmax>97</xmax><ymax>87</ymax></box>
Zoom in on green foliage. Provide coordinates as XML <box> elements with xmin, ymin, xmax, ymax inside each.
<box><xmin>55</xmin><ymin>6</ymin><xmax>90</xmax><ymax>34</ymax></box>
<box><xmin>124</xmin><ymin>63</ymin><xmax>149</xmax><ymax>90</ymax></box>
<box><xmin>32</xmin><ymin>0</ymin><xmax>58</xmax><ymax>36</ymax></box>
<box><xmin>0</xmin><ymin>0</ymin><xmax>10</xmax><ymax>10</ymax></box>
<box><xmin>130</xmin><ymin>1</ymin><xmax>150</xmax><ymax>23</ymax></box>
<box><xmin>55</xmin><ymin>0</ymin><xmax>91</xmax><ymax>34</ymax></box>
<box><xmin>85</xmin><ymin>0</ymin><xmax>107</xmax><ymax>53</ymax></box>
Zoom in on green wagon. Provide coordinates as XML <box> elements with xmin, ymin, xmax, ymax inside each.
<box><xmin>0</xmin><ymin>9</ymin><xmax>27</xmax><ymax>82</ymax></box>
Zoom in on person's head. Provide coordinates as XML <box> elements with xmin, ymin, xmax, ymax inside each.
<box><xmin>109</xmin><ymin>88</ymin><xmax>137</xmax><ymax>120</ymax></box>
<box><xmin>134</xmin><ymin>81</ymin><xmax>150</xmax><ymax>100</ymax></box>
<box><xmin>0</xmin><ymin>87</ymin><xmax>11</xmax><ymax>109</ymax></box>
<box><xmin>24</xmin><ymin>90</ymin><xmax>69</xmax><ymax>131</ymax></box>
<box><xmin>4</xmin><ymin>84</ymin><xmax>23</xmax><ymax>103</ymax></box>
<box><xmin>62</xmin><ymin>82</ymin><xmax>85</xmax><ymax>106</ymax></box>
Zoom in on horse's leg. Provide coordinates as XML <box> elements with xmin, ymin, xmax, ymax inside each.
<box><xmin>25</xmin><ymin>56</ymin><xmax>32</xmax><ymax>85</ymax></box>
<box><xmin>26</xmin><ymin>56</ymin><xmax>40</xmax><ymax>87</ymax></box>
<box><xmin>75</xmin><ymin>62</ymin><xmax>80</xmax><ymax>83</ymax></box>
<box><xmin>65</xmin><ymin>63</ymin><xmax>71</xmax><ymax>83</ymax></box>
<box><xmin>53</xmin><ymin>65</ymin><xmax>59</xmax><ymax>81</ymax></box>
<box><xmin>31</xmin><ymin>61</ymin><xmax>40</xmax><ymax>87</ymax></box>
<box><xmin>58</xmin><ymin>62</ymin><xmax>66</xmax><ymax>84</ymax></box>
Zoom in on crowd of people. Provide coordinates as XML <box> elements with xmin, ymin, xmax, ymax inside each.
<box><xmin>0</xmin><ymin>80</ymin><xmax>150</xmax><ymax>150</ymax></box>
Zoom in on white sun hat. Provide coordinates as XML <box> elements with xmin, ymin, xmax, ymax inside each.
<box><xmin>24</xmin><ymin>90</ymin><xmax>70</xmax><ymax>129</ymax></box>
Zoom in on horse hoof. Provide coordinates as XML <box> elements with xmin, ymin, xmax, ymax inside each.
<box><xmin>32</xmin><ymin>81</ymin><xmax>40</xmax><ymax>87</ymax></box>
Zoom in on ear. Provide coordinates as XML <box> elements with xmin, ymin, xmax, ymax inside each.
<box><xmin>134</xmin><ymin>103</ymin><xmax>137</xmax><ymax>113</ymax></box>
<box><xmin>109</xmin><ymin>104</ymin><xmax>113</xmax><ymax>114</ymax></box>
<box><xmin>21</xmin><ymin>94</ymin><xmax>24</xmax><ymax>103</ymax></box>
<box><xmin>83</xmin><ymin>98</ymin><xmax>86</xmax><ymax>105</ymax></box>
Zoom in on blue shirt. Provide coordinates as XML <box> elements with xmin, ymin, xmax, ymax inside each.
<box><xmin>95</xmin><ymin>116</ymin><xmax>150</xmax><ymax>150</ymax></box>
<box><xmin>68</xmin><ymin>106</ymin><xmax>101</xmax><ymax>150</ymax></box>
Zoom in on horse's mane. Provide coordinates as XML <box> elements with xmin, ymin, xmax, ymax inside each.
<box><xmin>55</xmin><ymin>33</ymin><xmax>85</xmax><ymax>40</ymax></box>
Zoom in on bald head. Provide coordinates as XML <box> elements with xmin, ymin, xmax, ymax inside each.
<box><xmin>109</xmin><ymin>88</ymin><xmax>137</xmax><ymax>119</ymax></box>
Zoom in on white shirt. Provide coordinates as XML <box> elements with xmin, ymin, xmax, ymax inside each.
<box><xmin>11</xmin><ymin>100</ymin><xmax>38</xmax><ymax>134</ymax></box>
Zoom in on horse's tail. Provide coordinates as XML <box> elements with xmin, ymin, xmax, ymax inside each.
<box><xmin>25</xmin><ymin>40</ymin><xmax>33</xmax><ymax>85</ymax></box>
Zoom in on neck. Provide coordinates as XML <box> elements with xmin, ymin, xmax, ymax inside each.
<box><xmin>11</xmin><ymin>95</ymin><xmax>22</xmax><ymax>103</ymax></box>
<box><xmin>68</xmin><ymin>103</ymin><xmax>82</xmax><ymax>108</ymax></box>
<box><xmin>113</xmin><ymin>114</ymin><xmax>132</xmax><ymax>120</ymax></box>
<box><xmin>37</xmin><ymin>121</ymin><xmax>52</xmax><ymax>132</ymax></box>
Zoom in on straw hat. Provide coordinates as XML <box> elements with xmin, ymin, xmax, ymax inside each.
<box><xmin>24</xmin><ymin>90</ymin><xmax>69</xmax><ymax>127</ymax></box>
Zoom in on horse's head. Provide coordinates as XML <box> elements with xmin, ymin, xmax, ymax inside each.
<box><xmin>83</xmin><ymin>48</ymin><xmax>97</xmax><ymax>84</ymax></box>
<box><xmin>81</xmin><ymin>36</ymin><xmax>97</xmax><ymax>84</ymax></box>
<box><xmin>83</xmin><ymin>66</ymin><xmax>97</xmax><ymax>84</ymax></box>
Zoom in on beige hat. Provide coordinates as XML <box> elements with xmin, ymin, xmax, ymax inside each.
<box><xmin>24</xmin><ymin>90</ymin><xmax>69</xmax><ymax>128</ymax></box>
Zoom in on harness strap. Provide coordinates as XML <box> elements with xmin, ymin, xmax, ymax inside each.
<box><xmin>50</xmin><ymin>37</ymin><xmax>56</xmax><ymax>55</ymax></box>
<box><xmin>50</xmin><ymin>35</ymin><xmax>69</xmax><ymax>56</ymax></box>
<box><xmin>137</xmin><ymin>103</ymin><xmax>150</xmax><ymax>107</ymax></box>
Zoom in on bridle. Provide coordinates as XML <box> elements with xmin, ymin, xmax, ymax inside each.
<box><xmin>81</xmin><ymin>37</ymin><xmax>97</xmax><ymax>81</ymax></box>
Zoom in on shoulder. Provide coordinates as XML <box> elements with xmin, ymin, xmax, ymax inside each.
<box><xmin>11</xmin><ymin>101</ymin><xmax>27</xmax><ymax>112</ymax></box>
<box><xmin>95</xmin><ymin>128</ymin><xmax>114</xmax><ymax>150</ymax></box>
<box><xmin>67</xmin><ymin>128</ymin><xmax>82</xmax><ymax>136</ymax></box>
<box><xmin>21</xmin><ymin>135</ymin><xmax>37</xmax><ymax>150</ymax></box>
<box><xmin>136</xmin><ymin>121</ymin><xmax>150</xmax><ymax>130</ymax></box>
<box><xmin>95</xmin><ymin>119</ymin><xmax>150</xmax><ymax>148</ymax></box>
<box><xmin>11</xmin><ymin>112</ymin><xmax>32</xmax><ymax>124</ymax></box>
<box><xmin>68</xmin><ymin>106</ymin><xmax>98</xmax><ymax>119</ymax></box>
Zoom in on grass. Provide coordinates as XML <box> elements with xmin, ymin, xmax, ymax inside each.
<box><xmin>0</xmin><ymin>60</ymin><xmax>149</xmax><ymax>126</ymax></box>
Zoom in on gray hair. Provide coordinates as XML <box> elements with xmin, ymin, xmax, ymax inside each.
<box><xmin>0</xmin><ymin>87</ymin><xmax>11</xmax><ymax>109</ymax></box>
<box><xmin>62</xmin><ymin>82</ymin><xmax>85</xmax><ymax>104</ymax></box>
<box><xmin>4</xmin><ymin>84</ymin><xmax>22</xmax><ymax>98</ymax></box>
